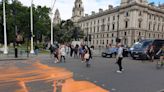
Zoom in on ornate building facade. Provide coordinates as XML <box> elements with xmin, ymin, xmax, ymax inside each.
<box><xmin>73</xmin><ymin>0</ymin><xmax>164</xmax><ymax>47</ymax></box>
<box><xmin>53</xmin><ymin>9</ymin><xmax>61</xmax><ymax>25</ymax></box>
<box><xmin>72</xmin><ymin>0</ymin><xmax>84</xmax><ymax>22</ymax></box>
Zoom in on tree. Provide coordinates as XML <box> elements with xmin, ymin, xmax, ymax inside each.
<box><xmin>0</xmin><ymin>1</ymin><xmax>51</xmax><ymax>44</ymax></box>
<box><xmin>53</xmin><ymin>19</ymin><xmax>84</xmax><ymax>43</ymax></box>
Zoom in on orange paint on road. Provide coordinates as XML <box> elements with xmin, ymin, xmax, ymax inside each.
<box><xmin>0</xmin><ymin>60</ymin><xmax>108</xmax><ymax>92</ymax></box>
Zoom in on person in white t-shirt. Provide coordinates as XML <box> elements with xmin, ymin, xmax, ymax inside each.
<box><xmin>60</xmin><ymin>45</ymin><xmax>66</xmax><ymax>63</ymax></box>
<box><xmin>116</xmin><ymin>43</ymin><xmax>124</xmax><ymax>73</ymax></box>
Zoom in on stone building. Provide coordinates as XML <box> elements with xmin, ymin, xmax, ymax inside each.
<box><xmin>53</xmin><ymin>9</ymin><xmax>61</xmax><ymax>25</ymax></box>
<box><xmin>72</xmin><ymin>0</ymin><xmax>84</xmax><ymax>22</ymax></box>
<box><xmin>73</xmin><ymin>0</ymin><xmax>164</xmax><ymax>47</ymax></box>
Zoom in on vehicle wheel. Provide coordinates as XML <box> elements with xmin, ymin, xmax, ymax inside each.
<box><xmin>102</xmin><ymin>54</ymin><xmax>106</xmax><ymax>57</ymax></box>
<box><xmin>132</xmin><ymin>57</ymin><xmax>136</xmax><ymax>60</ymax></box>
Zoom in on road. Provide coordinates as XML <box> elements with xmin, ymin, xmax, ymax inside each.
<box><xmin>40</xmin><ymin>55</ymin><xmax>164</xmax><ymax>92</ymax></box>
<box><xmin>0</xmin><ymin>54</ymin><xmax>164</xmax><ymax>92</ymax></box>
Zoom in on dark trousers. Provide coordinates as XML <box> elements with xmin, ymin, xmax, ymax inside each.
<box><xmin>117</xmin><ymin>57</ymin><xmax>123</xmax><ymax>71</ymax></box>
<box><xmin>61</xmin><ymin>55</ymin><xmax>65</xmax><ymax>62</ymax></box>
<box><xmin>86</xmin><ymin>59</ymin><xmax>90</xmax><ymax>67</ymax></box>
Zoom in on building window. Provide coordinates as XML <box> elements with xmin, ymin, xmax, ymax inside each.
<box><xmin>113</xmin><ymin>16</ymin><xmax>115</xmax><ymax>20</ymax></box>
<box><xmin>149</xmin><ymin>33</ymin><xmax>151</xmax><ymax>38</ymax></box>
<box><xmin>125</xmin><ymin>21</ymin><xmax>128</xmax><ymax>28</ymax></box>
<box><xmin>111</xmin><ymin>39</ymin><xmax>113</xmax><ymax>44</ymax></box>
<box><xmin>98</xmin><ymin>20</ymin><xmax>99</xmax><ymax>24</ymax></box>
<box><xmin>97</xmin><ymin>40</ymin><xmax>98</xmax><ymax>44</ymax></box>
<box><xmin>125</xmin><ymin>32</ymin><xmax>127</xmax><ymax>36</ymax></box>
<box><xmin>139</xmin><ymin>21</ymin><xmax>142</xmax><ymax>28</ymax></box>
<box><xmin>149</xmin><ymin>23</ymin><xmax>151</xmax><ymax>30</ymax></box>
<box><xmin>139</xmin><ymin>11</ymin><xmax>142</xmax><ymax>16</ymax></box>
<box><xmin>102</xmin><ymin>19</ymin><xmax>105</xmax><ymax>23</ymax></box>
<box><xmin>97</xmin><ymin>26</ymin><xmax>99</xmax><ymax>32</ymax></box>
<box><xmin>108</xmin><ymin>25</ymin><xmax>110</xmax><ymax>31</ymax></box>
<box><xmin>112</xmin><ymin>23</ymin><xmax>115</xmax><ymax>30</ymax></box>
<box><xmin>158</xmin><ymin>24</ymin><xmax>160</xmax><ymax>31</ymax></box>
<box><xmin>101</xmin><ymin>24</ymin><xmax>105</xmax><ymax>31</ymax></box>
<box><xmin>112</xmin><ymin>33</ymin><xmax>114</xmax><ymax>37</ymax></box>
<box><xmin>139</xmin><ymin>32</ymin><xmax>141</xmax><ymax>36</ymax></box>
<box><xmin>107</xmin><ymin>34</ymin><xmax>109</xmax><ymax>38</ymax></box>
<box><xmin>153</xmin><ymin>24</ymin><xmax>156</xmax><ymax>31</ymax></box>
<box><xmin>125</xmin><ymin>12</ymin><xmax>129</xmax><ymax>17</ymax></box>
<box><xmin>149</xmin><ymin>14</ymin><xmax>151</xmax><ymax>19</ymax></box>
<box><xmin>107</xmin><ymin>40</ymin><xmax>109</xmax><ymax>44</ymax></box>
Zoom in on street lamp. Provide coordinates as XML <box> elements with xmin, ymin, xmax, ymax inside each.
<box><xmin>30</xmin><ymin>0</ymin><xmax>34</xmax><ymax>54</ymax></box>
<box><xmin>50</xmin><ymin>0</ymin><xmax>57</xmax><ymax>45</ymax></box>
<box><xmin>11</xmin><ymin>0</ymin><xmax>18</xmax><ymax>58</ymax></box>
<box><xmin>3</xmin><ymin>0</ymin><xmax>8</xmax><ymax>54</ymax></box>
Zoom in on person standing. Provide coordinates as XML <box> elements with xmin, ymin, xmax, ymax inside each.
<box><xmin>116</xmin><ymin>43</ymin><xmax>124</xmax><ymax>73</ymax></box>
<box><xmin>60</xmin><ymin>45</ymin><xmax>66</xmax><ymax>63</ymax></box>
<box><xmin>70</xmin><ymin>45</ymin><xmax>74</xmax><ymax>57</ymax></box>
<box><xmin>147</xmin><ymin>45</ymin><xmax>155</xmax><ymax>62</ymax></box>
<box><xmin>156</xmin><ymin>44</ymin><xmax>164</xmax><ymax>66</ymax></box>
<box><xmin>84</xmin><ymin>45</ymin><xmax>92</xmax><ymax>67</ymax></box>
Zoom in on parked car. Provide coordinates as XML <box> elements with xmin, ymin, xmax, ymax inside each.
<box><xmin>102</xmin><ymin>47</ymin><xmax>117</xmax><ymax>58</ymax></box>
<box><xmin>131</xmin><ymin>39</ymin><xmax>164</xmax><ymax>60</ymax></box>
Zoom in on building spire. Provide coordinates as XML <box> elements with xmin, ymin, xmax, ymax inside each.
<box><xmin>72</xmin><ymin>0</ymin><xmax>84</xmax><ymax>22</ymax></box>
<box><xmin>53</xmin><ymin>9</ymin><xmax>61</xmax><ymax>25</ymax></box>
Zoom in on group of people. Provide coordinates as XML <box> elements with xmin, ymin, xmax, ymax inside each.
<box><xmin>49</xmin><ymin>43</ymin><xmax>94</xmax><ymax>67</ymax></box>
<box><xmin>116</xmin><ymin>43</ymin><xmax>164</xmax><ymax>73</ymax></box>
<box><xmin>146</xmin><ymin>44</ymin><xmax>164</xmax><ymax>64</ymax></box>
<box><xmin>49</xmin><ymin>42</ymin><xmax>164</xmax><ymax>72</ymax></box>
<box><xmin>49</xmin><ymin>44</ymin><xmax>66</xmax><ymax>63</ymax></box>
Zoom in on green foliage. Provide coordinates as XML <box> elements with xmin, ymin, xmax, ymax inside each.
<box><xmin>0</xmin><ymin>1</ymin><xmax>51</xmax><ymax>44</ymax></box>
<box><xmin>53</xmin><ymin>19</ymin><xmax>84</xmax><ymax>43</ymax></box>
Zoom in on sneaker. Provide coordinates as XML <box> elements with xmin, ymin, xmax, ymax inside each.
<box><xmin>116</xmin><ymin>70</ymin><xmax>122</xmax><ymax>73</ymax></box>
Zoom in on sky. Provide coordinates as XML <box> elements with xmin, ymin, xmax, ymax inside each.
<box><xmin>16</xmin><ymin>0</ymin><xmax>164</xmax><ymax>20</ymax></box>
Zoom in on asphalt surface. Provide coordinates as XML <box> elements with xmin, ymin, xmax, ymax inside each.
<box><xmin>39</xmin><ymin>55</ymin><xmax>164</xmax><ymax>92</ymax></box>
<box><xmin>0</xmin><ymin>54</ymin><xmax>164</xmax><ymax>92</ymax></box>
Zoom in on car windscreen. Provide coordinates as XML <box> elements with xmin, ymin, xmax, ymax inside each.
<box><xmin>141</xmin><ymin>41</ymin><xmax>153</xmax><ymax>48</ymax></box>
<box><xmin>133</xmin><ymin>41</ymin><xmax>152</xmax><ymax>49</ymax></box>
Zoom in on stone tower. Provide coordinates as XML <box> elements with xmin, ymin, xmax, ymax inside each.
<box><xmin>72</xmin><ymin>0</ymin><xmax>84</xmax><ymax>22</ymax></box>
<box><xmin>121</xmin><ymin>0</ymin><xmax>148</xmax><ymax>6</ymax></box>
<box><xmin>53</xmin><ymin>9</ymin><xmax>61</xmax><ymax>25</ymax></box>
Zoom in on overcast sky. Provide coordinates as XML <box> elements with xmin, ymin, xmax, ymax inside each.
<box><xmin>17</xmin><ymin>0</ymin><xmax>164</xmax><ymax>20</ymax></box>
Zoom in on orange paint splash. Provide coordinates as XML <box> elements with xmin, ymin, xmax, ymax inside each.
<box><xmin>0</xmin><ymin>60</ymin><xmax>108</xmax><ymax>92</ymax></box>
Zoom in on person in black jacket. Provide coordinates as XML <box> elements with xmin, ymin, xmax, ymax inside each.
<box><xmin>84</xmin><ymin>45</ymin><xmax>92</xmax><ymax>67</ymax></box>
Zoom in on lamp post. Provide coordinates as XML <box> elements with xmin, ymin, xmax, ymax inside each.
<box><xmin>11</xmin><ymin>0</ymin><xmax>18</xmax><ymax>58</ymax></box>
<box><xmin>50</xmin><ymin>13</ymin><xmax>54</xmax><ymax>45</ymax></box>
<box><xmin>3</xmin><ymin>0</ymin><xmax>8</xmax><ymax>54</ymax></box>
<box><xmin>30</xmin><ymin>0</ymin><xmax>34</xmax><ymax>54</ymax></box>
<box><xmin>50</xmin><ymin>0</ymin><xmax>57</xmax><ymax>45</ymax></box>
